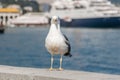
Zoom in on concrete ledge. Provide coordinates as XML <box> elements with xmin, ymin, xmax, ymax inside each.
<box><xmin>0</xmin><ymin>65</ymin><xmax>120</xmax><ymax>80</ymax></box>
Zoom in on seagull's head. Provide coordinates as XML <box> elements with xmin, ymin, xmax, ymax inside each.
<box><xmin>51</xmin><ymin>16</ymin><xmax>60</xmax><ymax>25</ymax></box>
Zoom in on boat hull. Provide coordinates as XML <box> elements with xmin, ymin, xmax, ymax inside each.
<box><xmin>60</xmin><ymin>17</ymin><xmax>120</xmax><ymax>28</ymax></box>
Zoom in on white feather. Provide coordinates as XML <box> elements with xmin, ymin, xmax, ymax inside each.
<box><xmin>45</xmin><ymin>19</ymin><xmax>68</xmax><ymax>55</ymax></box>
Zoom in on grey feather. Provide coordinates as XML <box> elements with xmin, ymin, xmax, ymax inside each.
<box><xmin>63</xmin><ymin>34</ymin><xmax>72</xmax><ymax>57</ymax></box>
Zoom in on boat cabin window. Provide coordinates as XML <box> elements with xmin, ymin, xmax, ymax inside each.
<box><xmin>55</xmin><ymin>5</ymin><xmax>86</xmax><ymax>10</ymax></box>
<box><xmin>74</xmin><ymin>5</ymin><xmax>86</xmax><ymax>9</ymax></box>
<box><xmin>55</xmin><ymin>7</ymin><xmax>67</xmax><ymax>10</ymax></box>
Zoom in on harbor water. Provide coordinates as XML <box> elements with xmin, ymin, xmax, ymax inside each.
<box><xmin>0</xmin><ymin>27</ymin><xmax>120</xmax><ymax>75</ymax></box>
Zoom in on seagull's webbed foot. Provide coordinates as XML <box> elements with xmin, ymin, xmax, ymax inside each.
<box><xmin>59</xmin><ymin>68</ymin><xmax>64</xmax><ymax>71</ymax></box>
<box><xmin>49</xmin><ymin>67</ymin><xmax>53</xmax><ymax>71</ymax></box>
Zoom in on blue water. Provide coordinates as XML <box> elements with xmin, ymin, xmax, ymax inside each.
<box><xmin>0</xmin><ymin>27</ymin><xmax>120</xmax><ymax>75</ymax></box>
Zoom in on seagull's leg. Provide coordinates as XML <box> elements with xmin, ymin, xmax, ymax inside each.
<box><xmin>59</xmin><ymin>55</ymin><xmax>63</xmax><ymax>71</ymax></box>
<box><xmin>49</xmin><ymin>55</ymin><xmax>54</xmax><ymax>71</ymax></box>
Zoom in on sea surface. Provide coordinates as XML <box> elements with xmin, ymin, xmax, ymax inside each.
<box><xmin>0</xmin><ymin>27</ymin><xmax>120</xmax><ymax>75</ymax></box>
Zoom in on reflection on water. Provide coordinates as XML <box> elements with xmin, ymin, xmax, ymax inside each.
<box><xmin>0</xmin><ymin>27</ymin><xmax>120</xmax><ymax>75</ymax></box>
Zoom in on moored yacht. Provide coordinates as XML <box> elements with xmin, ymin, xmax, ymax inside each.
<box><xmin>48</xmin><ymin>0</ymin><xmax>120</xmax><ymax>27</ymax></box>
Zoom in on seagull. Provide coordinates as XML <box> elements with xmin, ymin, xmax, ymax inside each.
<box><xmin>45</xmin><ymin>16</ymin><xmax>72</xmax><ymax>71</ymax></box>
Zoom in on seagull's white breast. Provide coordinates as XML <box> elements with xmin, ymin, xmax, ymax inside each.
<box><xmin>45</xmin><ymin>24</ymin><xmax>68</xmax><ymax>55</ymax></box>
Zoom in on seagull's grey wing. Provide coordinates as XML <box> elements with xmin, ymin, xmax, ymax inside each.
<box><xmin>63</xmin><ymin>34</ymin><xmax>72</xmax><ymax>57</ymax></box>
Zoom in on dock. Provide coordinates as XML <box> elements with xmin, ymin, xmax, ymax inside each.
<box><xmin>0</xmin><ymin>65</ymin><xmax>120</xmax><ymax>80</ymax></box>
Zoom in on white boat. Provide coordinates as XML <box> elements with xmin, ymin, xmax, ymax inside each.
<box><xmin>11</xmin><ymin>13</ymin><xmax>49</xmax><ymax>27</ymax></box>
<box><xmin>48</xmin><ymin>0</ymin><xmax>120</xmax><ymax>27</ymax></box>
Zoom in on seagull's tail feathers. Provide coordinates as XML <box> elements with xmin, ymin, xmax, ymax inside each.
<box><xmin>64</xmin><ymin>52</ymin><xmax>72</xmax><ymax>57</ymax></box>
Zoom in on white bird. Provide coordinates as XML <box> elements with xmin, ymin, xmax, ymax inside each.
<box><xmin>45</xmin><ymin>16</ymin><xmax>72</xmax><ymax>71</ymax></box>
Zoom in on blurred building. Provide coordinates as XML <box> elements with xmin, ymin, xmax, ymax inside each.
<box><xmin>0</xmin><ymin>8</ymin><xmax>20</xmax><ymax>25</ymax></box>
<box><xmin>7</xmin><ymin>4</ymin><xmax>22</xmax><ymax>14</ymax></box>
